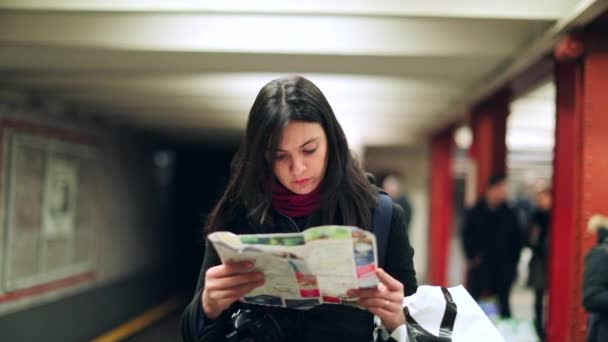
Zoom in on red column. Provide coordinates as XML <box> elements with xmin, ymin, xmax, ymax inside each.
<box><xmin>469</xmin><ymin>91</ymin><xmax>509</xmax><ymax>199</ymax></box>
<box><xmin>429</xmin><ymin>127</ymin><xmax>454</xmax><ymax>286</ymax></box>
<box><xmin>548</xmin><ymin>33</ymin><xmax>608</xmax><ymax>342</ymax></box>
<box><xmin>549</xmin><ymin>56</ymin><xmax>584</xmax><ymax>342</ymax></box>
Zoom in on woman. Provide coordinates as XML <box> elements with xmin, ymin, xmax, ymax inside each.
<box><xmin>181</xmin><ymin>76</ymin><xmax>417</xmax><ymax>342</ymax></box>
<box><xmin>584</xmin><ymin>215</ymin><xmax>608</xmax><ymax>342</ymax></box>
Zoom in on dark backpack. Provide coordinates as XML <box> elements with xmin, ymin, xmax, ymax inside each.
<box><xmin>373</xmin><ymin>192</ymin><xmax>393</xmax><ymax>269</ymax></box>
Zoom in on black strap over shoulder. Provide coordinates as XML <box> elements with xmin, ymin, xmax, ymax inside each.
<box><xmin>373</xmin><ymin>192</ymin><xmax>393</xmax><ymax>269</ymax></box>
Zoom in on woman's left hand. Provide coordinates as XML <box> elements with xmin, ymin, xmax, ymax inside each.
<box><xmin>347</xmin><ymin>268</ymin><xmax>406</xmax><ymax>332</ymax></box>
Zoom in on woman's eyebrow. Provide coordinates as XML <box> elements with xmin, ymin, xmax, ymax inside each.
<box><xmin>276</xmin><ymin>137</ymin><xmax>320</xmax><ymax>152</ymax></box>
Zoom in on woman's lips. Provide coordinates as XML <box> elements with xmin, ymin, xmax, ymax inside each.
<box><xmin>294</xmin><ymin>178</ymin><xmax>311</xmax><ymax>185</ymax></box>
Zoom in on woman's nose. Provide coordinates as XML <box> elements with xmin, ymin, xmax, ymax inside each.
<box><xmin>291</xmin><ymin>156</ymin><xmax>306</xmax><ymax>175</ymax></box>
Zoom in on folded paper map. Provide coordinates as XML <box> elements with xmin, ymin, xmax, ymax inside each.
<box><xmin>208</xmin><ymin>226</ymin><xmax>379</xmax><ymax>310</ymax></box>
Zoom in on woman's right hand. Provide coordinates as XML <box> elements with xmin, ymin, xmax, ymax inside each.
<box><xmin>201</xmin><ymin>261</ymin><xmax>265</xmax><ymax>319</ymax></box>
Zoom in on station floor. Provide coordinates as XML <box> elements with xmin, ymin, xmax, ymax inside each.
<box><xmin>449</xmin><ymin>237</ymin><xmax>540</xmax><ymax>342</ymax></box>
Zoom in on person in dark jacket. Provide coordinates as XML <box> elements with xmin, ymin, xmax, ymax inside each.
<box><xmin>380</xmin><ymin>172</ymin><xmax>413</xmax><ymax>235</ymax></box>
<box><xmin>527</xmin><ymin>188</ymin><xmax>551</xmax><ymax>340</ymax></box>
<box><xmin>583</xmin><ymin>214</ymin><xmax>608</xmax><ymax>342</ymax></box>
<box><xmin>181</xmin><ymin>76</ymin><xmax>418</xmax><ymax>342</ymax></box>
<box><xmin>461</xmin><ymin>174</ymin><xmax>523</xmax><ymax>319</ymax></box>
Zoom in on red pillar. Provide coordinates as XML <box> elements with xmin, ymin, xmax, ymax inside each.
<box><xmin>469</xmin><ymin>91</ymin><xmax>509</xmax><ymax>199</ymax></box>
<box><xmin>548</xmin><ymin>34</ymin><xmax>608</xmax><ymax>342</ymax></box>
<box><xmin>429</xmin><ymin>126</ymin><xmax>454</xmax><ymax>286</ymax></box>
<box><xmin>549</xmin><ymin>56</ymin><xmax>584</xmax><ymax>342</ymax></box>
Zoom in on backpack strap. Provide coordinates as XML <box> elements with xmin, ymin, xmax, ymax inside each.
<box><xmin>373</xmin><ymin>192</ymin><xmax>393</xmax><ymax>269</ymax></box>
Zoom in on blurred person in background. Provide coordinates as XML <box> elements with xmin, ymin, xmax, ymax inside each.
<box><xmin>527</xmin><ymin>188</ymin><xmax>552</xmax><ymax>341</ymax></box>
<box><xmin>461</xmin><ymin>174</ymin><xmax>523</xmax><ymax>318</ymax></box>
<box><xmin>583</xmin><ymin>214</ymin><xmax>608</xmax><ymax>342</ymax></box>
<box><xmin>515</xmin><ymin>178</ymin><xmax>549</xmax><ymax>238</ymax></box>
<box><xmin>514</xmin><ymin>181</ymin><xmax>536</xmax><ymax>233</ymax></box>
<box><xmin>380</xmin><ymin>172</ymin><xmax>412</xmax><ymax>235</ymax></box>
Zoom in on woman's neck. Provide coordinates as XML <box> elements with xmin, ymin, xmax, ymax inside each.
<box><xmin>271</xmin><ymin>180</ymin><xmax>322</xmax><ymax>218</ymax></box>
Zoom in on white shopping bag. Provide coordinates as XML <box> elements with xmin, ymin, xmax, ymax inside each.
<box><xmin>404</xmin><ymin>285</ymin><xmax>505</xmax><ymax>342</ymax></box>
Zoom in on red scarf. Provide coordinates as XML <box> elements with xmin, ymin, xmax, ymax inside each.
<box><xmin>271</xmin><ymin>180</ymin><xmax>322</xmax><ymax>218</ymax></box>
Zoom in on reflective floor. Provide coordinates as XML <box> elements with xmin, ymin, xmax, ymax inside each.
<box><xmin>126</xmin><ymin>312</ymin><xmax>182</xmax><ymax>342</ymax></box>
<box><xmin>450</xmin><ymin>236</ymin><xmax>540</xmax><ymax>342</ymax></box>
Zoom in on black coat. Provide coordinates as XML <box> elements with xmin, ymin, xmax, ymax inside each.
<box><xmin>461</xmin><ymin>199</ymin><xmax>523</xmax><ymax>292</ymax></box>
<box><xmin>527</xmin><ymin>209</ymin><xmax>550</xmax><ymax>289</ymax></box>
<box><xmin>181</xmin><ymin>198</ymin><xmax>417</xmax><ymax>342</ymax></box>
<box><xmin>583</xmin><ymin>235</ymin><xmax>608</xmax><ymax>342</ymax></box>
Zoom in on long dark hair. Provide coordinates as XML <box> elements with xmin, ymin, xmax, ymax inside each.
<box><xmin>205</xmin><ymin>76</ymin><xmax>376</xmax><ymax>234</ymax></box>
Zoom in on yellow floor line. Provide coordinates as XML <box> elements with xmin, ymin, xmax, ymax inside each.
<box><xmin>90</xmin><ymin>296</ymin><xmax>184</xmax><ymax>342</ymax></box>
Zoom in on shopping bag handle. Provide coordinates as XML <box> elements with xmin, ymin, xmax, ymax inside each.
<box><xmin>405</xmin><ymin>287</ymin><xmax>457</xmax><ymax>341</ymax></box>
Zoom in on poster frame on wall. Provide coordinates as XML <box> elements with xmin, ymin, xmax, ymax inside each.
<box><xmin>1</xmin><ymin>131</ymin><xmax>97</xmax><ymax>293</ymax></box>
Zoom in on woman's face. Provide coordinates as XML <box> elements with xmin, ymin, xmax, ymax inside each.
<box><xmin>273</xmin><ymin>121</ymin><xmax>328</xmax><ymax>195</ymax></box>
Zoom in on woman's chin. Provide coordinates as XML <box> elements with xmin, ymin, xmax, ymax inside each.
<box><xmin>291</xmin><ymin>189</ymin><xmax>311</xmax><ymax>195</ymax></box>
<box><xmin>289</xmin><ymin>183</ymin><xmax>315</xmax><ymax>195</ymax></box>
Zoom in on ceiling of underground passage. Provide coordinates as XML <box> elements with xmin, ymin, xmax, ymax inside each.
<box><xmin>0</xmin><ymin>0</ymin><xmax>605</xmax><ymax>147</ymax></box>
